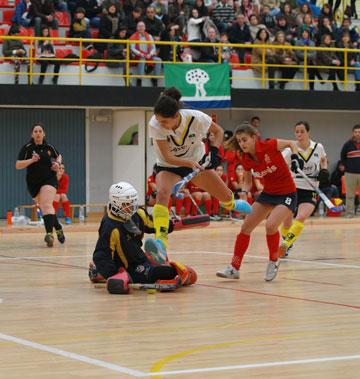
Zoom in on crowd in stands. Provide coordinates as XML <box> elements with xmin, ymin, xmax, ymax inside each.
<box><xmin>1</xmin><ymin>0</ymin><xmax>360</xmax><ymax>88</ymax></box>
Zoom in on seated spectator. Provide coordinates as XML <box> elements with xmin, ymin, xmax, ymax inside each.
<box><xmin>69</xmin><ymin>7</ymin><xmax>92</xmax><ymax>42</ymax></box>
<box><xmin>107</xmin><ymin>26</ymin><xmax>128</xmax><ymax>68</ymax></box>
<box><xmin>193</xmin><ymin>0</ymin><xmax>208</xmax><ymax>18</ymax></box>
<box><xmin>211</xmin><ymin>0</ymin><xmax>235</xmax><ymax>34</ymax></box>
<box><xmin>279</xmin><ymin>2</ymin><xmax>297</xmax><ymax>30</ymax></box>
<box><xmin>336</xmin><ymin>32</ymin><xmax>360</xmax><ymax>92</ymax></box>
<box><xmin>159</xmin><ymin>24</ymin><xmax>181</xmax><ymax>62</ymax></box>
<box><xmin>248</xmin><ymin>14</ymin><xmax>267</xmax><ymax>41</ymax></box>
<box><xmin>75</xmin><ymin>0</ymin><xmax>102</xmax><ymax>28</ymax></box>
<box><xmin>296</xmin><ymin>0</ymin><xmax>320</xmax><ymax>18</ymax></box>
<box><xmin>318</xmin><ymin>3</ymin><xmax>333</xmax><ymax>24</ymax></box>
<box><xmin>54</xmin><ymin>0</ymin><xmax>68</xmax><ymax>12</ymax></box>
<box><xmin>295</xmin><ymin>29</ymin><xmax>323</xmax><ymax>90</ymax></box>
<box><xmin>240</xmin><ymin>0</ymin><xmax>256</xmax><ymax>20</ymax></box>
<box><xmin>274</xmin><ymin>15</ymin><xmax>295</xmax><ymax>43</ymax></box>
<box><xmin>144</xmin><ymin>6</ymin><xmax>165</xmax><ymax>39</ymax></box>
<box><xmin>272</xmin><ymin>30</ymin><xmax>298</xmax><ymax>89</ymax></box>
<box><xmin>12</xmin><ymin>0</ymin><xmax>33</xmax><ymax>27</ymax></box>
<box><xmin>296</xmin><ymin>13</ymin><xmax>316</xmax><ymax>41</ymax></box>
<box><xmin>126</xmin><ymin>7</ymin><xmax>144</xmax><ymax>36</ymax></box>
<box><xmin>168</xmin><ymin>0</ymin><xmax>191</xmax><ymax>35</ymax></box>
<box><xmin>316</xmin><ymin>16</ymin><xmax>337</xmax><ymax>45</ymax></box>
<box><xmin>150</xmin><ymin>0</ymin><xmax>168</xmax><ymax>23</ymax></box>
<box><xmin>228</xmin><ymin>13</ymin><xmax>252</xmax><ymax>63</ymax></box>
<box><xmin>266</xmin><ymin>0</ymin><xmax>281</xmax><ymax>17</ymax></box>
<box><xmin>295</xmin><ymin>2</ymin><xmax>312</xmax><ymax>26</ymax></box>
<box><xmin>123</xmin><ymin>0</ymin><xmax>145</xmax><ymax>14</ymax></box>
<box><xmin>251</xmin><ymin>28</ymin><xmax>274</xmax><ymax>87</ymax></box>
<box><xmin>250</xmin><ymin>116</ymin><xmax>261</xmax><ymax>137</ymax></box>
<box><xmin>200</xmin><ymin>27</ymin><xmax>220</xmax><ymax>62</ymax></box>
<box><xmin>211</xmin><ymin>164</ymin><xmax>227</xmax><ymax>220</ymax></box>
<box><xmin>54</xmin><ymin>164</ymin><xmax>72</xmax><ymax>224</ymax></box>
<box><xmin>220</xmin><ymin>32</ymin><xmax>232</xmax><ymax>63</ymax></box>
<box><xmin>37</xmin><ymin>26</ymin><xmax>61</xmax><ymax>84</ymax></box>
<box><xmin>96</xmin><ymin>4</ymin><xmax>124</xmax><ymax>53</ymax></box>
<box><xmin>259</xmin><ymin>5</ymin><xmax>277</xmax><ymax>35</ymax></box>
<box><xmin>331</xmin><ymin>160</ymin><xmax>345</xmax><ymax>199</ymax></box>
<box><xmin>2</xmin><ymin>25</ymin><xmax>29</xmax><ymax>85</ymax></box>
<box><xmin>335</xmin><ymin>16</ymin><xmax>359</xmax><ymax>47</ymax></box>
<box><xmin>317</xmin><ymin>33</ymin><xmax>341</xmax><ymax>91</ymax></box>
<box><xmin>229</xmin><ymin>163</ymin><xmax>245</xmax><ymax>198</ymax></box>
<box><xmin>102</xmin><ymin>0</ymin><xmax>125</xmax><ymax>19</ymax></box>
<box><xmin>130</xmin><ymin>21</ymin><xmax>162</xmax><ymax>87</ymax></box>
<box><xmin>204</xmin><ymin>130</ymin><xmax>225</xmax><ymax>161</ymax></box>
<box><xmin>30</xmin><ymin>0</ymin><xmax>58</xmax><ymax>36</ymax></box>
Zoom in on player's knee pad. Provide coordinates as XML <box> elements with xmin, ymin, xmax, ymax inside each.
<box><xmin>106</xmin><ymin>267</ymin><xmax>131</xmax><ymax>295</ymax></box>
<box><xmin>169</xmin><ymin>261</ymin><xmax>192</xmax><ymax>286</ymax></box>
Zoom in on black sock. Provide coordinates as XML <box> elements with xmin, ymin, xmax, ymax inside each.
<box><xmin>148</xmin><ymin>265</ymin><xmax>177</xmax><ymax>282</ymax></box>
<box><xmin>43</xmin><ymin>214</ymin><xmax>55</xmax><ymax>234</ymax></box>
<box><xmin>53</xmin><ymin>215</ymin><xmax>62</xmax><ymax>231</ymax></box>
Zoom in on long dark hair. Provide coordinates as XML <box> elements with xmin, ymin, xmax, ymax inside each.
<box><xmin>154</xmin><ymin>87</ymin><xmax>182</xmax><ymax>118</ymax></box>
<box><xmin>30</xmin><ymin>122</ymin><xmax>46</xmax><ymax>143</ymax></box>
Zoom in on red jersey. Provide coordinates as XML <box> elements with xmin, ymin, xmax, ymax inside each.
<box><xmin>57</xmin><ymin>173</ymin><xmax>69</xmax><ymax>194</ymax></box>
<box><xmin>225</xmin><ymin>150</ymin><xmax>242</xmax><ymax>177</ymax></box>
<box><xmin>241</xmin><ymin>139</ymin><xmax>296</xmax><ymax>195</ymax></box>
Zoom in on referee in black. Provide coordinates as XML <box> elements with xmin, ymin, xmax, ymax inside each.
<box><xmin>16</xmin><ymin>123</ymin><xmax>65</xmax><ymax>247</ymax></box>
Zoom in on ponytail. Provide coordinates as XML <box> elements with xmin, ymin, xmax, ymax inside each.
<box><xmin>154</xmin><ymin>87</ymin><xmax>182</xmax><ymax>118</ymax></box>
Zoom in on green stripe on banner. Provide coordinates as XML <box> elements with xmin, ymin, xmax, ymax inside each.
<box><xmin>164</xmin><ymin>64</ymin><xmax>231</xmax><ymax>108</ymax></box>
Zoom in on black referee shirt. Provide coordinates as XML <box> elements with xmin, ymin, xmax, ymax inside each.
<box><xmin>17</xmin><ymin>140</ymin><xmax>60</xmax><ymax>184</ymax></box>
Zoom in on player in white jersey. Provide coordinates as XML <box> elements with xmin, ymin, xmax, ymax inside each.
<box><xmin>279</xmin><ymin>121</ymin><xmax>328</xmax><ymax>256</ymax></box>
<box><xmin>145</xmin><ymin>87</ymin><xmax>252</xmax><ymax>257</ymax></box>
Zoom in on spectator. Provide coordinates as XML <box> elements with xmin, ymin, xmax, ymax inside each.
<box><xmin>102</xmin><ymin>0</ymin><xmax>125</xmax><ymax>19</ymax></box>
<box><xmin>296</xmin><ymin>13</ymin><xmax>316</xmax><ymax>41</ymax></box>
<box><xmin>123</xmin><ymin>0</ymin><xmax>145</xmax><ymax>14</ymax></box>
<box><xmin>266</xmin><ymin>0</ymin><xmax>281</xmax><ymax>17</ymax></box>
<box><xmin>295</xmin><ymin>2</ymin><xmax>312</xmax><ymax>26</ymax></box>
<box><xmin>295</xmin><ymin>29</ymin><xmax>323</xmax><ymax>91</ymax></box>
<box><xmin>97</xmin><ymin>4</ymin><xmax>124</xmax><ymax>53</ymax></box>
<box><xmin>130</xmin><ymin>21</ymin><xmax>162</xmax><ymax>87</ymax></box>
<box><xmin>330</xmin><ymin>160</ymin><xmax>345</xmax><ymax>199</ymax></box>
<box><xmin>274</xmin><ymin>15</ymin><xmax>295</xmax><ymax>43</ymax></box>
<box><xmin>75</xmin><ymin>0</ymin><xmax>102</xmax><ymax>28</ymax></box>
<box><xmin>279</xmin><ymin>2</ymin><xmax>297</xmax><ymax>30</ymax></box>
<box><xmin>126</xmin><ymin>7</ymin><xmax>144</xmax><ymax>36</ymax></box>
<box><xmin>259</xmin><ymin>5</ymin><xmax>277</xmax><ymax>34</ymax></box>
<box><xmin>193</xmin><ymin>0</ymin><xmax>208</xmax><ymax>18</ymax></box>
<box><xmin>336</xmin><ymin>32</ymin><xmax>360</xmax><ymax>92</ymax></box>
<box><xmin>30</xmin><ymin>0</ymin><xmax>58</xmax><ymax>37</ymax></box>
<box><xmin>144</xmin><ymin>6</ymin><xmax>165</xmax><ymax>39</ymax></box>
<box><xmin>200</xmin><ymin>27</ymin><xmax>220</xmax><ymax>62</ymax></box>
<box><xmin>248</xmin><ymin>14</ymin><xmax>266</xmax><ymax>41</ymax></box>
<box><xmin>272</xmin><ymin>30</ymin><xmax>298</xmax><ymax>90</ymax></box>
<box><xmin>211</xmin><ymin>164</ymin><xmax>228</xmax><ymax>220</ymax></box>
<box><xmin>340</xmin><ymin>124</ymin><xmax>360</xmax><ymax>217</ymax></box>
<box><xmin>318</xmin><ymin>3</ymin><xmax>333</xmax><ymax>23</ymax></box>
<box><xmin>316</xmin><ymin>16</ymin><xmax>336</xmax><ymax>45</ymax></box>
<box><xmin>150</xmin><ymin>0</ymin><xmax>168</xmax><ymax>22</ymax></box>
<box><xmin>2</xmin><ymin>25</ymin><xmax>29</xmax><ymax>85</ymax></box>
<box><xmin>317</xmin><ymin>33</ymin><xmax>341</xmax><ymax>91</ymax></box>
<box><xmin>251</xmin><ymin>28</ymin><xmax>274</xmax><ymax>88</ymax></box>
<box><xmin>211</xmin><ymin>0</ymin><xmax>235</xmax><ymax>34</ymax></box>
<box><xmin>69</xmin><ymin>7</ymin><xmax>92</xmax><ymax>41</ymax></box>
<box><xmin>239</xmin><ymin>0</ymin><xmax>255</xmax><ymax>20</ymax></box>
<box><xmin>187</xmin><ymin>8</ymin><xmax>206</xmax><ymax>42</ymax></box>
<box><xmin>159</xmin><ymin>24</ymin><xmax>181</xmax><ymax>61</ymax></box>
<box><xmin>168</xmin><ymin>0</ymin><xmax>190</xmax><ymax>34</ymax></box>
<box><xmin>107</xmin><ymin>26</ymin><xmax>128</xmax><ymax>68</ymax></box>
<box><xmin>336</xmin><ymin>16</ymin><xmax>359</xmax><ymax>47</ymax></box>
<box><xmin>188</xmin><ymin>182</ymin><xmax>212</xmax><ymax>217</ymax></box>
<box><xmin>296</xmin><ymin>0</ymin><xmax>320</xmax><ymax>18</ymax></box>
<box><xmin>37</xmin><ymin>26</ymin><xmax>61</xmax><ymax>85</ymax></box>
<box><xmin>250</xmin><ymin>116</ymin><xmax>261</xmax><ymax>134</ymax></box>
<box><xmin>220</xmin><ymin>32</ymin><xmax>232</xmax><ymax>63</ymax></box>
<box><xmin>228</xmin><ymin>13</ymin><xmax>252</xmax><ymax>63</ymax></box>
<box><xmin>12</xmin><ymin>0</ymin><xmax>33</xmax><ymax>27</ymax></box>
<box><xmin>53</xmin><ymin>164</ymin><xmax>72</xmax><ymax>224</ymax></box>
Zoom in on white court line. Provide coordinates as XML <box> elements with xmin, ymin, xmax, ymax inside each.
<box><xmin>0</xmin><ymin>332</ymin><xmax>144</xmax><ymax>377</ymax></box>
<box><xmin>0</xmin><ymin>255</ymin><xmax>87</xmax><ymax>260</ymax></box>
<box><xmin>2</xmin><ymin>332</ymin><xmax>359</xmax><ymax>378</ymax></box>
<box><xmin>142</xmin><ymin>354</ymin><xmax>360</xmax><ymax>377</ymax></box>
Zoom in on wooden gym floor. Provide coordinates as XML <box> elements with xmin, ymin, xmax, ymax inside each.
<box><xmin>0</xmin><ymin>217</ymin><xmax>360</xmax><ymax>379</ymax></box>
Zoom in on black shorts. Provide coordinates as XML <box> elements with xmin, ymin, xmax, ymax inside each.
<box><xmin>26</xmin><ymin>175</ymin><xmax>58</xmax><ymax>198</ymax></box>
<box><xmin>155</xmin><ymin>165</ymin><xmax>193</xmax><ymax>178</ymax></box>
<box><xmin>296</xmin><ymin>188</ymin><xmax>317</xmax><ymax>206</ymax></box>
<box><xmin>256</xmin><ymin>191</ymin><xmax>297</xmax><ymax>213</ymax></box>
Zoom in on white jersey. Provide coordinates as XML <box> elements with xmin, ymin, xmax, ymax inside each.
<box><xmin>283</xmin><ymin>140</ymin><xmax>326</xmax><ymax>191</ymax></box>
<box><xmin>149</xmin><ymin>109</ymin><xmax>212</xmax><ymax>168</ymax></box>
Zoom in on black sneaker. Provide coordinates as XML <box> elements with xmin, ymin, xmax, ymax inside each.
<box><xmin>56</xmin><ymin>228</ymin><xmax>65</xmax><ymax>244</ymax></box>
<box><xmin>44</xmin><ymin>233</ymin><xmax>54</xmax><ymax>247</ymax></box>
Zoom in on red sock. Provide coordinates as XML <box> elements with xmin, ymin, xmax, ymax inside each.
<box><xmin>266</xmin><ymin>231</ymin><xmax>280</xmax><ymax>261</ymax></box>
<box><xmin>212</xmin><ymin>197</ymin><xmax>219</xmax><ymax>215</ymax></box>
<box><xmin>175</xmin><ymin>198</ymin><xmax>183</xmax><ymax>215</ymax></box>
<box><xmin>231</xmin><ymin>232</ymin><xmax>250</xmax><ymax>270</ymax></box>
<box><xmin>204</xmin><ymin>199</ymin><xmax>212</xmax><ymax>215</ymax></box>
<box><xmin>53</xmin><ymin>201</ymin><xmax>59</xmax><ymax>213</ymax></box>
<box><xmin>62</xmin><ymin>201</ymin><xmax>71</xmax><ymax>218</ymax></box>
<box><xmin>192</xmin><ymin>199</ymin><xmax>201</xmax><ymax>216</ymax></box>
<box><xmin>184</xmin><ymin>197</ymin><xmax>191</xmax><ymax>216</ymax></box>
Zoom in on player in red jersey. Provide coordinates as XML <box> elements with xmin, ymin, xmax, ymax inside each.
<box><xmin>216</xmin><ymin>123</ymin><xmax>303</xmax><ymax>282</ymax></box>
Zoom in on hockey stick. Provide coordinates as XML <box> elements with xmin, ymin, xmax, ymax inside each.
<box><xmin>172</xmin><ymin>155</ymin><xmax>211</xmax><ymax>199</ymax></box>
<box><xmin>296</xmin><ymin>168</ymin><xmax>344</xmax><ymax>213</ymax></box>
<box><xmin>94</xmin><ymin>281</ymin><xmax>179</xmax><ymax>291</ymax></box>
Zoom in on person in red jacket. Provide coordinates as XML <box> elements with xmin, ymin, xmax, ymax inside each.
<box><xmin>216</xmin><ymin>123</ymin><xmax>302</xmax><ymax>282</ymax></box>
<box><xmin>54</xmin><ymin>164</ymin><xmax>72</xmax><ymax>224</ymax></box>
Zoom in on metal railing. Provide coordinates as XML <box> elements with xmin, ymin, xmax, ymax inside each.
<box><xmin>1</xmin><ymin>35</ymin><xmax>360</xmax><ymax>90</ymax></box>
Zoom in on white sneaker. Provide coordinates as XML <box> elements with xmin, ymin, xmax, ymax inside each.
<box><xmin>216</xmin><ymin>265</ymin><xmax>239</xmax><ymax>279</ymax></box>
<box><xmin>264</xmin><ymin>260</ymin><xmax>280</xmax><ymax>281</ymax></box>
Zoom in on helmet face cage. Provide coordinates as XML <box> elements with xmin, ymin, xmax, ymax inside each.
<box><xmin>108</xmin><ymin>182</ymin><xmax>138</xmax><ymax>220</ymax></box>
